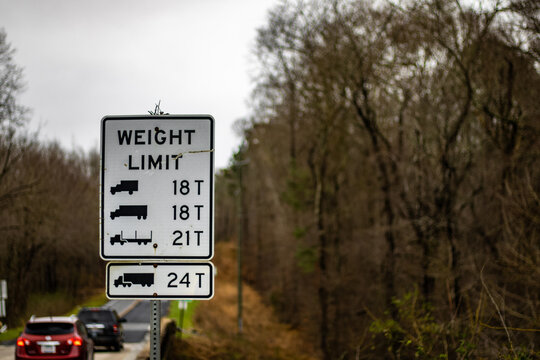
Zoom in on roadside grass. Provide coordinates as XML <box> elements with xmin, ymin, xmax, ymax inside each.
<box><xmin>167</xmin><ymin>241</ymin><xmax>317</xmax><ymax>360</ymax></box>
<box><xmin>0</xmin><ymin>327</ymin><xmax>22</xmax><ymax>342</ymax></box>
<box><xmin>0</xmin><ymin>289</ymin><xmax>107</xmax><ymax>342</ymax></box>
<box><xmin>66</xmin><ymin>291</ymin><xmax>108</xmax><ymax>316</ymax></box>
<box><xmin>26</xmin><ymin>291</ymin><xmax>75</xmax><ymax>319</ymax></box>
<box><xmin>168</xmin><ymin>300</ymin><xmax>199</xmax><ymax>338</ymax></box>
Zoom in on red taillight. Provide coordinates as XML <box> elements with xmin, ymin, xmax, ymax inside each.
<box><xmin>113</xmin><ymin>324</ymin><xmax>118</xmax><ymax>333</ymax></box>
<box><xmin>68</xmin><ymin>337</ymin><xmax>83</xmax><ymax>346</ymax></box>
<box><xmin>16</xmin><ymin>337</ymin><xmax>29</xmax><ymax>347</ymax></box>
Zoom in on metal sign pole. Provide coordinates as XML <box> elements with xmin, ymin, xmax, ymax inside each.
<box><xmin>150</xmin><ymin>300</ymin><xmax>161</xmax><ymax>360</ymax></box>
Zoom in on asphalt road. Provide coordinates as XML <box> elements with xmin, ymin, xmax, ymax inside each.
<box><xmin>0</xmin><ymin>300</ymin><xmax>170</xmax><ymax>360</ymax></box>
<box><xmin>0</xmin><ymin>346</ymin><xmax>12</xmax><ymax>360</ymax></box>
<box><xmin>122</xmin><ymin>300</ymin><xmax>169</xmax><ymax>343</ymax></box>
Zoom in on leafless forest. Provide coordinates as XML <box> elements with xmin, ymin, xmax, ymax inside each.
<box><xmin>0</xmin><ymin>30</ymin><xmax>102</xmax><ymax>325</ymax></box>
<box><xmin>1</xmin><ymin>0</ymin><xmax>539</xmax><ymax>358</ymax></box>
<box><xmin>217</xmin><ymin>0</ymin><xmax>539</xmax><ymax>358</ymax></box>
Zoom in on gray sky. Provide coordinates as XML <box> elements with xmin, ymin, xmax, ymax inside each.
<box><xmin>0</xmin><ymin>0</ymin><xmax>277</xmax><ymax>168</ymax></box>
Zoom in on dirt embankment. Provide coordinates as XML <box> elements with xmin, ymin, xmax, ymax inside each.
<box><xmin>168</xmin><ymin>241</ymin><xmax>318</xmax><ymax>360</ymax></box>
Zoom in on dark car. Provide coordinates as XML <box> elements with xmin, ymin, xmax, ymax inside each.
<box><xmin>76</xmin><ymin>308</ymin><xmax>125</xmax><ymax>351</ymax></box>
<box><xmin>16</xmin><ymin>316</ymin><xmax>94</xmax><ymax>360</ymax></box>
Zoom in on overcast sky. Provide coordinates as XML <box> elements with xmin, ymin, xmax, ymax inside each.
<box><xmin>0</xmin><ymin>0</ymin><xmax>278</xmax><ymax>168</ymax></box>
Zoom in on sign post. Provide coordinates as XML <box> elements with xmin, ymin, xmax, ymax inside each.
<box><xmin>100</xmin><ymin>115</ymin><xmax>215</xmax><ymax>360</ymax></box>
<box><xmin>150</xmin><ymin>300</ymin><xmax>161</xmax><ymax>360</ymax></box>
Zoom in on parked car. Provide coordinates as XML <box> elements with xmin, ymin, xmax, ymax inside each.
<box><xmin>15</xmin><ymin>316</ymin><xmax>94</xmax><ymax>360</ymax></box>
<box><xmin>76</xmin><ymin>308</ymin><xmax>125</xmax><ymax>351</ymax></box>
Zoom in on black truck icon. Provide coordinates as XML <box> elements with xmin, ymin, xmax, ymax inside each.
<box><xmin>110</xmin><ymin>180</ymin><xmax>138</xmax><ymax>195</ymax></box>
<box><xmin>110</xmin><ymin>231</ymin><xmax>152</xmax><ymax>245</ymax></box>
<box><xmin>110</xmin><ymin>205</ymin><xmax>147</xmax><ymax>220</ymax></box>
<box><xmin>114</xmin><ymin>273</ymin><xmax>154</xmax><ymax>287</ymax></box>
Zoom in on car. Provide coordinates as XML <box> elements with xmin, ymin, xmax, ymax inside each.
<box><xmin>15</xmin><ymin>315</ymin><xmax>94</xmax><ymax>360</ymax></box>
<box><xmin>76</xmin><ymin>308</ymin><xmax>125</xmax><ymax>351</ymax></box>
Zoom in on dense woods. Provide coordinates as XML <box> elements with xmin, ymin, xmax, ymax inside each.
<box><xmin>0</xmin><ymin>29</ymin><xmax>102</xmax><ymax>326</ymax></box>
<box><xmin>217</xmin><ymin>0</ymin><xmax>539</xmax><ymax>358</ymax></box>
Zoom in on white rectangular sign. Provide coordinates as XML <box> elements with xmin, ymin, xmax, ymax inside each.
<box><xmin>100</xmin><ymin>115</ymin><xmax>214</xmax><ymax>260</ymax></box>
<box><xmin>106</xmin><ymin>262</ymin><xmax>214</xmax><ymax>299</ymax></box>
<box><xmin>0</xmin><ymin>280</ymin><xmax>6</xmax><ymax>299</ymax></box>
<box><xmin>0</xmin><ymin>280</ymin><xmax>6</xmax><ymax>318</ymax></box>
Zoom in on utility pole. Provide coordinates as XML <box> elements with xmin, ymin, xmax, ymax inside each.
<box><xmin>237</xmin><ymin>171</ymin><xmax>243</xmax><ymax>334</ymax></box>
<box><xmin>234</xmin><ymin>157</ymin><xmax>249</xmax><ymax>335</ymax></box>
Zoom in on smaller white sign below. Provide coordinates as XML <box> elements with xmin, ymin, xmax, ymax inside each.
<box><xmin>0</xmin><ymin>299</ymin><xmax>5</xmax><ymax>318</ymax></box>
<box><xmin>0</xmin><ymin>280</ymin><xmax>5</xmax><ymax>318</ymax></box>
<box><xmin>106</xmin><ymin>262</ymin><xmax>214</xmax><ymax>300</ymax></box>
<box><xmin>0</xmin><ymin>280</ymin><xmax>6</xmax><ymax>299</ymax></box>
<box><xmin>179</xmin><ymin>300</ymin><xmax>189</xmax><ymax>310</ymax></box>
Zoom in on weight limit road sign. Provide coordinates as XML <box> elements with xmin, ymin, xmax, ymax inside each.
<box><xmin>106</xmin><ymin>262</ymin><xmax>214</xmax><ymax>299</ymax></box>
<box><xmin>100</xmin><ymin>115</ymin><xmax>214</xmax><ymax>260</ymax></box>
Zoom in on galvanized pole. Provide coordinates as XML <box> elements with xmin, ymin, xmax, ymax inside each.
<box><xmin>150</xmin><ymin>300</ymin><xmax>161</xmax><ymax>360</ymax></box>
<box><xmin>233</xmin><ymin>155</ymin><xmax>249</xmax><ymax>335</ymax></box>
<box><xmin>149</xmin><ymin>104</ymin><xmax>163</xmax><ymax>360</ymax></box>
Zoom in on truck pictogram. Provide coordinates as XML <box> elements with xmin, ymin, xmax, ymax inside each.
<box><xmin>110</xmin><ymin>180</ymin><xmax>138</xmax><ymax>195</ymax></box>
<box><xmin>110</xmin><ymin>205</ymin><xmax>147</xmax><ymax>220</ymax></box>
<box><xmin>110</xmin><ymin>231</ymin><xmax>152</xmax><ymax>245</ymax></box>
<box><xmin>114</xmin><ymin>273</ymin><xmax>154</xmax><ymax>287</ymax></box>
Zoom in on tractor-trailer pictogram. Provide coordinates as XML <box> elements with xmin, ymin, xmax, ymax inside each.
<box><xmin>110</xmin><ymin>205</ymin><xmax>147</xmax><ymax>220</ymax></box>
<box><xmin>110</xmin><ymin>231</ymin><xmax>152</xmax><ymax>245</ymax></box>
<box><xmin>114</xmin><ymin>273</ymin><xmax>154</xmax><ymax>287</ymax></box>
<box><xmin>110</xmin><ymin>180</ymin><xmax>138</xmax><ymax>195</ymax></box>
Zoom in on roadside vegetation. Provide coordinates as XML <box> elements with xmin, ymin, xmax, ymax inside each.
<box><xmin>0</xmin><ymin>290</ymin><xmax>107</xmax><ymax>342</ymax></box>
<box><xmin>217</xmin><ymin>0</ymin><xmax>539</xmax><ymax>358</ymax></box>
<box><xmin>168</xmin><ymin>241</ymin><xmax>316</xmax><ymax>360</ymax></box>
<box><xmin>168</xmin><ymin>300</ymin><xmax>198</xmax><ymax>338</ymax></box>
<box><xmin>0</xmin><ymin>29</ymin><xmax>103</xmax><ymax>329</ymax></box>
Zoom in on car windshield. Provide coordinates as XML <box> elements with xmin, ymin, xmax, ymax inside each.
<box><xmin>25</xmin><ymin>322</ymin><xmax>74</xmax><ymax>335</ymax></box>
<box><xmin>78</xmin><ymin>311</ymin><xmax>114</xmax><ymax>323</ymax></box>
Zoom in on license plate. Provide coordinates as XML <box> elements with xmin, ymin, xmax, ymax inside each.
<box><xmin>41</xmin><ymin>345</ymin><xmax>56</xmax><ymax>353</ymax></box>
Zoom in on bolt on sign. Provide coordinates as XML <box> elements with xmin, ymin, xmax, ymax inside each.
<box><xmin>100</xmin><ymin>115</ymin><xmax>214</xmax><ymax>260</ymax></box>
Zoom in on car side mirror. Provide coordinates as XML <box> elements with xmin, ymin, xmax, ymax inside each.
<box><xmin>119</xmin><ymin>318</ymin><xmax>127</xmax><ymax>323</ymax></box>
